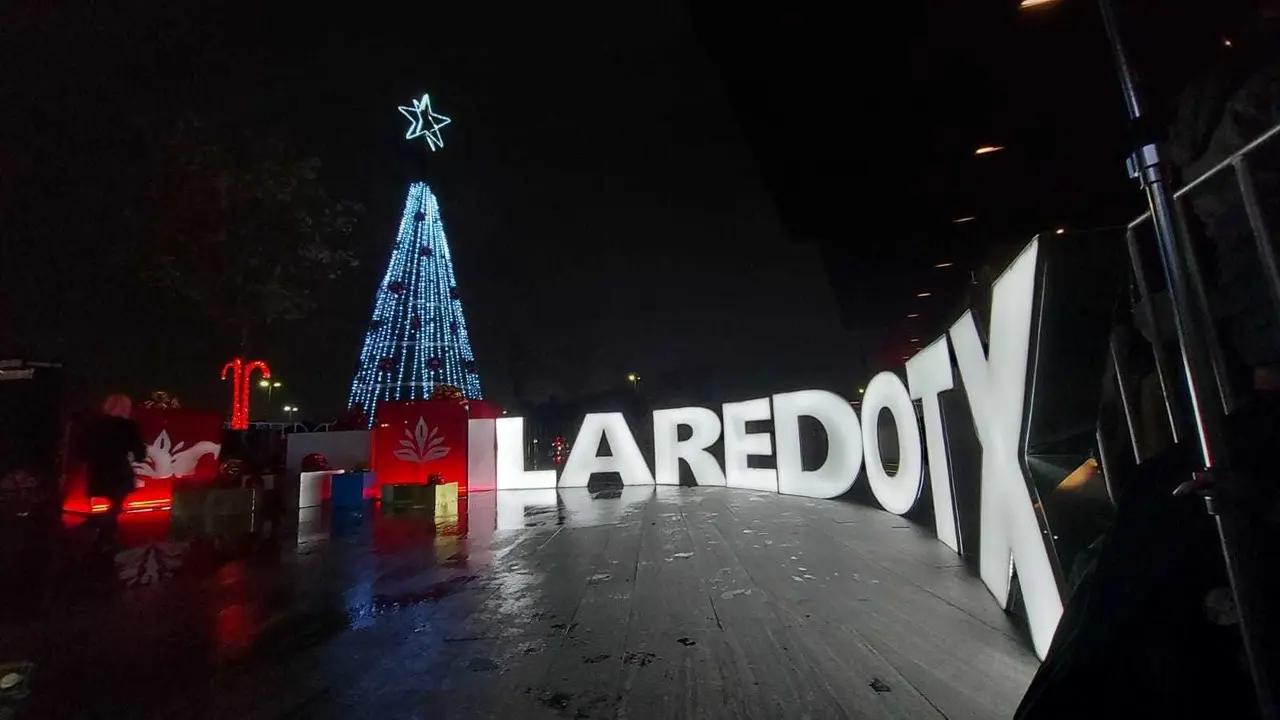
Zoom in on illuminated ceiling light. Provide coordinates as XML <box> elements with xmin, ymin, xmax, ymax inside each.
<box><xmin>1019</xmin><ymin>0</ymin><xmax>1058</xmax><ymax>7</ymax></box>
<box><xmin>974</xmin><ymin>145</ymin><xmax>1004</xmax><ymax>155</ymax></box>
<box><xmin>907</xmin><ymin>313</ymin><xmax>919</xmax><ymax>318</ymax></box>
<box><xmin>934</xmin><ymin>262</ymin><xmax>954</xmax><ymax>268</ymax></box>
<box><xmin>1054</xmin><ymin>227</ymin><xmax>1066</xmax><ymax>235</ymax></box>
<box><xmin>916</xmin><ymin>292</ymin><xmax>932</xmax><ymax>298</ymax></box>
<box><xmin>953</xmin><ymin>216</ymin><xmax>976</xmax><ymax>224</ymax></box>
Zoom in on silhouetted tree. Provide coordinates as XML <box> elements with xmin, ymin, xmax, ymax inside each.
<box><xmin>144</xmin><ymin>119</ymin><xmax>363</xmax><ymax>349</ymax></box>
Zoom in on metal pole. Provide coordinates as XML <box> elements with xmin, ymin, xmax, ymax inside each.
<box><xmin>1097</xmin><ymin>1</ymin><xmax>1278</xmax><ymax>715</ymax></box>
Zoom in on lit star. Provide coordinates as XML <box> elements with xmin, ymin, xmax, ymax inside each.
<box><xmin>398</xmin><ymin>93</ymin><xmax>452</xmax><ymax>151</ymax></box>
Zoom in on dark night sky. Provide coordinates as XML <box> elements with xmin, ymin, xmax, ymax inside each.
<box><xmin>0</xmin><ymin>0</ymin><xmax>1254</xmax><ymax>419</ymax></box>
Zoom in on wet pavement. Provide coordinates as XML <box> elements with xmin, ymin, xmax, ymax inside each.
<box><xmin>0</xmin><ymin>487</ymin><xmax>1037</xmax><ymax>719</ymax></box>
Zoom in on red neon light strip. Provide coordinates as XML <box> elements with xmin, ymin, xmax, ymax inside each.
<box><xmin>69</xmin><ymin>498</ymin><xmax>174</xmax><ymax>515</ymax></box>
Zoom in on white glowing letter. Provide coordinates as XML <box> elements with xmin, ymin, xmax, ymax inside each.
<box><xmin>559</xmin><ymin>413</ymin><xmax>655</xmax><ymax>487</ymax></box>
<box><xmin>467</xmin><ymin>418</ymin><xmax>498</xmax><ymax>493</ymax></box>
<box><xmin>949</xmin><ymin>238</ymin><xmax>1061</xmax><ymax>659</ymax></box>
<box><xmin>772</xmin><ymin>390</ymin><xmax>863</xmax><ymax>499</ymax></box>
<box><xmin>905</xmin><ymin>338</ymin><xmax>961</xmax><ymax>552</ymax></box>
<box><xmin>861</xmin><ymin>372</ymin><xmax>925</xmax><ymax>514</ymax></box>
<box><xmin>722</xmin><ymin>398</ymin><xmax>777</xmax><ymax>492</ymax></box>
<box><xmin>495</xmin><ymin>417</ymin><xmax>557</xmax><ymax>490</ymax></box>
<box><xmin>652</xmin><ymin>407</ymin><xmax>725</xmax><ymax>487</ymax></box>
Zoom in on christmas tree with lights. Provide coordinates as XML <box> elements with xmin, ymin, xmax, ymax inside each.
<box><xmin>348</xmin><ymin>94</ymin><xmax>482</xmax><ymax>424</ymax></box>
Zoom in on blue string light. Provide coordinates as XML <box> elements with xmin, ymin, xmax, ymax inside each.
<box><xmin>348</xmin><ymin>182</ymin><xmax>483</xmax><ymax>426</ymax></box>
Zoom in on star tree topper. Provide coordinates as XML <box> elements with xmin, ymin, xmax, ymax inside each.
<box><xmin>398</xmin><ymin>93</ymin><xmax>452</xmax><ymax>151</ymax></box>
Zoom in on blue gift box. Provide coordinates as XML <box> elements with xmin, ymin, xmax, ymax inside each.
<box><xmin>330</xmin><ymin>472</ymin><xmax>365</xmax><ymax>511</ymax></box>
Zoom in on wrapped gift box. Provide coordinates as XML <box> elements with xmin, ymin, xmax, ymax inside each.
<box><xmin>331</xmin><ymin>473</ymin><xmax>365</xmax><ymax>511</ymax></box>
<box><xmin>380</xmin><ymin>482</ymin><xmax>460</xmax><ymax>516</ymax></box>
<box><xmin>435</xmin><ymin>482</ymin><xmax>459</xmax><ymax>518</ymax></box>
<box><xmin>171</xmin><ymin>486</ymin><xmax>261</xmax><ymax>540</ymax></box>
<box><xmin>299</xmin><ymin>470</ymin><xmax>345</xmax><ymax>510</ymax></box>
<box><xmin>381</xmin><ymin>483</ymin><xmax>434</xmax><ymax>511</ymax></box>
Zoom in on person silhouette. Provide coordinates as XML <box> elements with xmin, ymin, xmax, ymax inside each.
<box><xmin>82</xmin><ymin>394</ymin><xmax>147</xmax><ymax>552</ymax></box>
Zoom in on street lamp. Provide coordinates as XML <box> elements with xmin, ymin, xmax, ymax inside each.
<box><xmin>283</xmin><ymin>405</ymin><xmax>298</xmax><ymax>421</ymax></box>
<box><xmin>259</xmin><ymin>379</ymin><xmax>282</xmax><ymax>402</ymax></box>
<box><xmin>626</xmin><ymin>372</ymin><xmax>641</xmax><ymax>390</ymax></box>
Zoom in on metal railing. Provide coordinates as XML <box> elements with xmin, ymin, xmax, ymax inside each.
<box><xmin>1120</xmin><ymin>120</ymin><xmax>1280</xmax><ymax>448</ymax></box>
<box><xmin>1110</xmin><ymin>117</ymin><xmax>1280</xmax><ymax>718</ymax></box>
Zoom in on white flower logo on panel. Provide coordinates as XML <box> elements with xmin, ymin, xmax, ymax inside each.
<box><xmin>394</xmin><ymin>417</ymin><xmax>451</xmax><ymax>465</ymax></box>
<box><xmin>133</xmin><ymin>430</ymin><xmax>221</xmax><ymax>480</ymax></box>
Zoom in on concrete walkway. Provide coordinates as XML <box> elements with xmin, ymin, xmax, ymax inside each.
<box><xmin>0</xmin><ymin>487</ymin><xmax>1037</xmax><ymax>718</ymax></box>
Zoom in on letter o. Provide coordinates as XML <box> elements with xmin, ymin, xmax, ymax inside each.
<box><xmin>861</xmin><ymin>371</ymin><xmax>925</xmax><ymax>515</ymax></box>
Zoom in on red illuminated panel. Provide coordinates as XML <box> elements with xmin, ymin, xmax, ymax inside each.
<box><xmin>373</xmin><ymin>400</ymin><xmax>469</xmax><ymax>495</ymax></box>
<box><xmin>62</xmin><ymin>408</ymin><xmax>223</xmax><ymax>515</ymax></box>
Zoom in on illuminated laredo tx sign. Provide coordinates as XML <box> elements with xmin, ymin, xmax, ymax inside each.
<box><xmin>492</xmin><ymin>239</ymin><xmax>1064</xmax><ymax>659</ymax></box>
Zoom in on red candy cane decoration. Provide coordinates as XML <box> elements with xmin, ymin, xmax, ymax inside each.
<box><xmin>221</xmin><ymin>357</ymin><xmax>272</xmax><ymax>429</ymax></box>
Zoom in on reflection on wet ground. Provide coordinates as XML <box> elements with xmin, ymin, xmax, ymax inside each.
<box><xmin>0</xmin><ymin>486</ymin><xmax>1037</xmax><ymax>719</ymax></box>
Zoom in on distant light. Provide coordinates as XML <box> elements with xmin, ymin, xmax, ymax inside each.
<box><xmin>1019</xmin><ymin>0</ymin><xmax>1058</xmax><ymax>7</ymax></box>
<box><xmin>1223</xmin><ymin>37</ymin><xmax>1233</xmax><ymax>47</ymax></box>
<box><xmin>953</xmin><ymin>216</ymin><xmax>976</xmax><ymax>224</ymax></box>
<box><xmin>934</xmin><ymin>262</ymin><xmax>954</xmax><ymax>268</ymax></box>
<box><xmin>907</xmin><ymin>313</ymin><xmax>920</xmax><ymax>318</ymax></box>
<box><xmin>627</xmin><ymin>373</ymin><xmax>639</xmax><ymax>382</ymax></box>
<box><xmin>259</xmin><ymin>380</ymin><xmax>270</xmax><ymax>388</ymax></box>
<box><xmin>910</xmin><ymin>338</ymin><xmax>921</xmax><ymax>343</ymax></box>
<box><xmin>916</xmin><ymin>292</ymin><xmax>932</xmax><ymax>298</ymax></box>
<box><xmin>974</xmin><ymin>145</ymin><xmax>1004</xmax><ymax>155</ymax></box>
<box><xmin>1054</xmin><ymin>227</ymin><xmax>1066</xmax><ymax>235</ymax></box>
<box><xmin>273</xmin><ymin>381</ymin><xmax>282</xmax><ymax>388</ymax></box>
<box><xmin>901</xmin><ymin>356</ymin><xmax>910</xmax><ymax>361</ymax></box>
<box><xmin>858</xmin><ymin>387</ymin><xmax>865</xmax><ymax>395</ymax></box>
